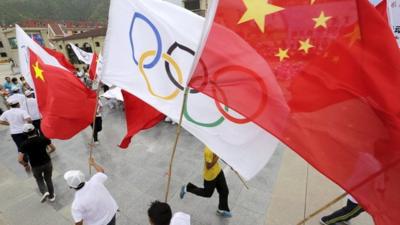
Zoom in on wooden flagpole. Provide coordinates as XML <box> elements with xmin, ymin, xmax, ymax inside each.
<box><xmin>88</xmin><ymin>81</ymin><xmax>102</xmax><ymax>175</ymax></box>
<box><xmin>164</xmin><ymin>89</ymin><xmax>189</xmax><ymax>202</ymax></box>
<box><xmin>296</xmin><ymin>192</ymin><xmax>347</xmax><ymax>225</ymax></box>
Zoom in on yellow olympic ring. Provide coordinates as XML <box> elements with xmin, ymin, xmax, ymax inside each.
<box><xmin>138</xmin><ymin>50</ymin><xmax>183</xmax><ymax>100</ymax></box>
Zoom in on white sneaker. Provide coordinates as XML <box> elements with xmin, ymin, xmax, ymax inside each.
<box><xmin>49</xmin><ymin>194</ymin><xmax>56</xmax><ymax>202</ymax></box>
<box><xmin>40</xmin><ymin>192</ymin><xmax>50</xmax><ymax>203</ymax></box>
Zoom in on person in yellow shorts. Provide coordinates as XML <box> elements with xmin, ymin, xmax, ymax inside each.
<box><xmin>179</xmin><ymin>146</ymin><xmax>231</xmax><ymax>217</ymax></box>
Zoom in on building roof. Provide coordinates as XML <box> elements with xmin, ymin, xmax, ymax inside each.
<box><xmin>14</xmin><ymin>19</ymin><xmax>104</xmax><ymax>29</ymax></box>
<box><xmin>51</xmin><ymin>27</ymin><xmax>107</xmax><ymax>41</ymax></box>
<box><xmin>48</xmin><ymin>22</ymin><xmax>65</xmax><ymax>37</ymax></box>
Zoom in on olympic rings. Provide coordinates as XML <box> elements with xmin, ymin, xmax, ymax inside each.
<box><xmin>139</xmin><ymin>50</ymin><xmax>183</xmax><ymax>100</ymax></box>
<box><xmin>211</xmin><ymin>65</ymin><xmax>268</xmax><ymax>124</ymax></box>
<box><xmin>165</xmin><ymin>42</ymin><xmax>209</xmax><ymax>94</ymax></box>
<box><xmin>129</xmin><ymin>12</ymin><xmax>269</xmax><ymax>127</ymax></box>
<box><xmin>130</xmin><ymin>12</ymin><xmax>162</xmax><ymax>69</ymax></box>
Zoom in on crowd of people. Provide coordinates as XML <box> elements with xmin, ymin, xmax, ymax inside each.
<box><xmin>0</xmin><ymin>74</ymin><xmax>366</xmax><ymax>225</ymax></box>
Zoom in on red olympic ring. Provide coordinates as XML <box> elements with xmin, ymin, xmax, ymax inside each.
<box><xmin>210</xmin><ymin>65</ymin><xmax>268</xmax><ymax>124</ymax></box>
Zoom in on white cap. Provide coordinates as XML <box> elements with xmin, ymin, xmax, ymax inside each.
<box><xmin>25</xmin><ymin>90</ymin><xmax>34</xmax><ymax>96</ymax></box>
<box><xmin>23</xmin><ymin>123</ymin><xmax>35</xmax><ymax>133</ymax></box>
<box><xmin>64</xmin><ymin>170</ymin><xmax>85</xmax><ymax>188</ymax></box>
<box><xmin>6</xmin><ymin>98</ymin><xmax>19</xmax><ymax>105</ymax></box>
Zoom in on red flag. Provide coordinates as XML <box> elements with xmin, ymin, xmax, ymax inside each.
<box><xmin>375</xmin><ymin>0</ymin><xmax>388</xmax><ymax>20</ymax></box>
<box><xmin>29</xmin><ymin>49</ymin><xmax>96</xmax><ymax>139</ymax></box>
<box><xmin>119</xmin><ymin>90</ymin><xmax>165</xmax><ymax>149</ymax></box>
<box><xmin>44</xmin><ymin>47</ymin><xmax>76</xmax><ymax>73</ymax></box>
<box><xmin>88</xmin><ymin>53</ymin><xmax>98</xmax><ymax>80</ymax></box>
<box><xmin>191</xmin><ymin>0</ymin><xmax>400</xmax><ymax>224</ymax></box>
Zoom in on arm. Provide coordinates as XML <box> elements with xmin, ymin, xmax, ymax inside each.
<box><xmin>17</xmin><ymin>152</ymin><xmax>28</xmax><ymax>167</ymax></box>
<box><xmin>206</xmin><ymin>153</ymin><xmax>219</xmax><ymax>170</ymax></box>
<box><xmin>88</xmin><ymin>157</ymin><xmax>105</xmax><ymax>173</ymax></box>
<box><xmin>0</xmin><ymin>120</ymin><xmax>9</xmax><ymax>125</ymax></box>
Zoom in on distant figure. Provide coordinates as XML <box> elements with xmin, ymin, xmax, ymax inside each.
<box><xmin>0</xmin><ymin>98</ymin><xmax>32</xmax><ymax>165</ymax></box>
<box><xmin>9</xmin><ymin>58</ymin><xmax>15</xmax><ymax>74</ymax></box>
<box><xmin>18</xmin><ymin>123</ymin><xmax>55</xmax><ymax>203</ymax></box>
<box><xmin>3</xmin><ymin>77</ymin><xmax>12</xmax><ymax>92</ymax></box>
<box><xmin>180</xmin><ymin>147</ymin><xmax>232</xmax><ymax>218</ymax></box>
<box><xmin>64</xmin><ymin>158</ymin><xmax>118</xmax><ymax>225</ymax></box>
<box><xmin>10</xmin><ymin>77</ymin><xmax>22</xmax><ymax>94</ymax></box>
<box><xmin>320</xmin><ymin>195</ymin><xmax>365</xmax><ymax>225</ymax></box>
<box><xmin>91</xmin><ymin>100</ymin><xmax>103</xmax><ymax>144</ymax></box>
<box><xmin>148</xmin><ymin>201</ymin><xmax>191</xmax><ymax>225</ymax></box>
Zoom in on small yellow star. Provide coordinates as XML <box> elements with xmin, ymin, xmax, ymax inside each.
<box><xmin>298</xmin><ymin>38</ymin><xmax>314</xmax><ymax>54</ymax></box>
<box><xmin>344</xmin><ymin>24</ymin><xmax>361</xmax><ymax>46</ymax></box>
<box><xmin>313</xmin><ymin>11</ymin><xmax>332</xmax><ymax>29</ymax></box>
<box><xmin>238</xmin><ymin>0</ymin><xmax>284</xmax><ymax>33</ymax></box>
<box><xmin>32</xmin><ymin>61</ymin><xmax>45</xmax><ymax>81</ymax></box>
<box><xmin>275</xmin><ymin>48</ymin><xmax>289</xmax><ymax>61</ymax></box>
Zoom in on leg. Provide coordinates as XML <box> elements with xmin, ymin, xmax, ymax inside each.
<box><xmin>215</xmin><ymin>171</ymin><xmax>230</xmax><ymax>211</ymax></box>
<box><xmin>32</xmin><ymin>166</ymin><xmax>47</xmax><ymax>194</ymax></box>
<box><xmin>321</xmin><ymin>200</ymin><xmax>365</xmax><ymax>224</ymax></box>
<box><xmin>107</xmin><ymin>215</ymin><xmax>116</xmax><ymax>225</ymax></box>
<box><xmin>43</xmin><ymin>162</ymin><xmax>54</xmax><ymax>198</ymax></box>
<box><xmin>186</xmin><ymin>179</ymin><xmax>216</xmax><ymax>198</ymax></box>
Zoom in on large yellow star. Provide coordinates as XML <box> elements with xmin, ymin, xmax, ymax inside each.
<box><xmin>275</xmin><ymin>48</ymin><xmax>289</xmax><ymax>61</ymax></box>
<box><xmin>298</xmin><ymin>38</ymin><xmax>314</xmax><ymax>54</ymax></box>
<box><xmin>344</xmin><ymin>24</ymin><xmax>361</xmax><ymax>46</ymax></box>
<box><xmin>313</xmin><ymin>11</ymin><xmax>332</xmax><ymax>29</ymax></box>
<box><xmin>32</xmin><ymin>61</ymin><xmax>45</xmax><ymax>81</ymax></box>
<box><xmin>238</xmin><ymin>0</ymin><xmax>284</xmax><ymax>33</ymax></box>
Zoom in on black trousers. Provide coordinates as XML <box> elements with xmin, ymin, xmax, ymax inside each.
<box><xmin>322</xmin><ymin>200</ymin><xmax>365</xmax><ymax>224</ymax></box>
<box><xmin>91</xmin><ymin>116</ymin><xmax>102</xmax><ymax>142</ymax></box>
<box><xmin>186</xmin><ymin>171</ymin><xmax>230</xmax><ymax>211</ymax></box>
<box><xmin>32</xmin><ymin>162</ymin><xmax>54</xmax><ymax>198</ymax></box>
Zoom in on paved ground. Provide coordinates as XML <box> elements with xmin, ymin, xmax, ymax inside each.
<box><xmin>0</xmin><ymin>104</ymin><xmax>284</xmax><ymax>225</ymax></box>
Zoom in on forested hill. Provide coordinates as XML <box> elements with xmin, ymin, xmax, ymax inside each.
<box><xmin>0</xmin><ymin>0</ymin><xmax>110</xmax><ymax>25</ymax></box>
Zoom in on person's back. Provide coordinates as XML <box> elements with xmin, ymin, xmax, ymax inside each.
<box><xmin>20</xmin><ymin>136</ymin><xmax>50</xmax><ymax>167</ymax></box>
<box><xmin>0</xmin><ymin>107</ymin><xmax>29</xmax><ymax>134</ymax></box>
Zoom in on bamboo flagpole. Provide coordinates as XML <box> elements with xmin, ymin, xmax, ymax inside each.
<box><xmin>164</xmin><ymin>89</ymin><xmax>189</xmax><ymax>202</ymax></box>
<box><xmin>88</xmin><ymin>81</ymin><xmax>102</xmax><ymax>175</ymax></box>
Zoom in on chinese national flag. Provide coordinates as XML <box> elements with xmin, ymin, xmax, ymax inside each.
<box><xmin>29</xmin><ymin>49</ymin><xmax>97</xmax><ymax>139</ymax></box>
<box><xmin>119</xmin><ymin>90</ymin><xmax>165</xmax><ymax>149</ymax></box>
<box><xmin>191</xmin><ymin>0</ymin><xmax>400</xmax><ymax>224</ymax></box>
<box><xmin>376</xmin><ymin>0</ymin><xmax>388</xmax><ymax>21</ymax></box>
<box><xmin>43</xmin><ymin>47</ymin><xmax>76</xmax><ymax>73</ymax></box>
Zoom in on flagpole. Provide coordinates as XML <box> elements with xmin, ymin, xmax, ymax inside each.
<box><xmin>164</xmin><ymin>88</ymin><xmax>189</xmax><ymax>202</ymax></box>
<box><xmin>296</xmin><ymin>192</ymin><xmax>347</xmax><ymax>225</ymax></box>
<box><xmin>230</xmin><ymin>166</ymin><xmax>250</xmax><ymax>190</ymax></box>
<box><xmin>88</xmin><ymin>81</ymin><xmax>102</xmax><ymax>175</ymax></box>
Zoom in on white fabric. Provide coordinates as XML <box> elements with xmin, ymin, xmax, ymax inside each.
<box><xmin>101</xmin><ymin>0</ymin><xmax>284</xmax><ymax>179</ymax></box>
<box><xmin>171</xmin><ymin>212</ymin><xmax>191</xmax><ymax>225</ymax></box>
<box><xmin>25</xmin><ymin>98</ymin><xmax>41</xmax><ymax>120</ymax></box>
<box><xmin>388</xmin><ymin>0</ymin><xmax>400</xmax><ymax>47</ymax></box>
<box><xmin>71</xmin><ymin>173</ymin><xmax>118</xmax><ymax>225</ymax></box>
<box><xmin>16</xmin><ymin>25</ymin><xmax>67</xmax><ymax>90</ymax></box>
<box><xmin>69</xmin><ymin>43</ymin><xmax>94</xmax><ymax>65</ymax></box>
<box><xmin>23</xmin><ymin>123</ymin><xmax>35</xmax><ymax>133</ymax></box>
<box><xmin>0</xmin><ymin>108</ymin><xmax>31</xmax><ymax>134</ymax></box>
<box><xmin>101</xmin><ymin>87</ymin><xmax>124</xmax><ymax>101</ymax></box>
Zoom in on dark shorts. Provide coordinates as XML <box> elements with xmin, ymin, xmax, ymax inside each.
<box><xmin>11</xmin><ymin>133</ymin><xmax>27</xmax><ymax>152</ymax></box>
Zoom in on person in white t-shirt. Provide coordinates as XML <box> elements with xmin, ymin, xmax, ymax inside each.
<box><xmin>64</xmin><ymin>158</ymin><xmax>118</xmax><ymax>225</ymax></box>
<box><xmin>0</xmin><ymin>98</ymin><xmax>32</xmax><ymax>169</ymax></box>
<box><xmin>147</xmin><ymin>201</ymin><xmax>190</xmax><ymax>225</ymax></box>
<box><xmin>24</xmin><ymin>90</ymin><xmax>56</xmax><ymax>153</ymax></box>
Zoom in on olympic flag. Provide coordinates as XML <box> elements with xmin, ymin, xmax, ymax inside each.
<box><xmin>101</xmin><ymin>0</ymin><xmax>281</xmax><ymax>179</ymax></box>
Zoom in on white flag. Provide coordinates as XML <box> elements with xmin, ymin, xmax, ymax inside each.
<box><xmin>101</xmin><ymin>0</ymin><xmax>280</xmax><ymax>179</ymax></box>
<box><xmin>388</xmin><ymin>0</ymin><xmax>400</xmax><ymax>47</ymax></box>
<box><xmin>69</xmin><ymin>43</ymin><xmax>94</xmax><ymax>65</ymax></box>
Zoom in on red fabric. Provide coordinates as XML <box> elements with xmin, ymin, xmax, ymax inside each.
<box><xmin>88</xmin><ymin>53</ymin><xmax>98</xmax><ymax>81</ymax></box>
<box><xmin>191</xmin><ymin>0</ymin><xmax>400</xmax><ymax>224</ymax></box>
<box><xmin>119</xmin><ymin>90</ymin><xmax>165</xmax><ymax>149</ymax></box>
<box><xmin>43</xmin><ymin>47</ymin><xmax>76</xmax><ymax>73</ymax></box>
<box><xmin>376</xmin><ymin>0</ymin><xmax>388</xmax><ymax>20</ymax></box>
<box><xmin>29</xmin><ymin>49</ymin><xmax>97</xmax><ymax>139</ymax></box>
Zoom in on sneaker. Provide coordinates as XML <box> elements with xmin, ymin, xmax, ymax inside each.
<box><xmin>179</xmin><ymin>185</ymin><xmax>186</xmax><ymax>199</ymax></box>
<box><xmin>320</xmin><ymin>218</ymin><xmax>328</xmax><ymax>225</ymax></box>
<box><xmin>94</xmin><ymin>141</ymin><xmax>100</xmax><ymax>145</ymax></box>
<box><xmin>342</xmin><ymin>221</ymin><xmax>351</xmax><ymax>225</ymax></box>
<box><xmin>49</xmin><ymin>194</ymin><xmax>56</xmax><ymax>202</ymax></box>
<box><xmin>40</xmin><ymin>192</ymin><xmax>50</xmax><ymax>203</ymax></box>
<box><xmin>216</xmin><ymin>209</ymin><xmax>232</xmax><ymax>218</ymax></box>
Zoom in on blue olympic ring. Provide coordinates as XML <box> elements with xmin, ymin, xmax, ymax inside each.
<box><xmin>129</xmin><ymin>12</ymin><xmax>162</xmax><ymax>69</ymax></box>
